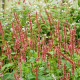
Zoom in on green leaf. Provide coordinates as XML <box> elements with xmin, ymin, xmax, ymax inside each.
<box><xmin>28</xmin><ymin>73</ymin><xmax>35</xmax><ymax>79</ymax></box>
<box><xmin>1</xmin><ymin>63</ymin><xmax>14</xmax><ymax>71</ymax></box>
<box><xmin>11</xmin><ymin>52</ymin><xmax>15</xmax><ymax>55</ymax></box>
<box><xmin>2</xmin><ymin>73</ymin><xmax>14</xmax><ymax>80</ymax></box>
<box><xmin>78</xmin><ymin>0</ymin><xmax>80</xmax><ymax>7</ymax></box>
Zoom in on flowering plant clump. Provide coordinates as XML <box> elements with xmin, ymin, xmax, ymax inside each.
<box><xmin>0</xmin><ymin>0</ymin><xmax>80</xmax><ymax>80</ymax></box>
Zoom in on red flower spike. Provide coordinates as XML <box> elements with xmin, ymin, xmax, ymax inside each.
<box><xmin>23</xmin><ymin>0</ymin><xmax>25</xmax><ymax>3</ymax></box>
<box><xmin>71</xmin><ymin>63</ymin><xmax>75</xmax><ymax>75</ymax></box>
<box><xmin>40</xmin><ymin>13</ymin><xmax>46</xmax><ymax>24</ymax></box>
<box><xmin>42</xmin><ymin>44</ymin><xmax>48</xmax><ymax>61</ymax></box>
<box><xmin>13</xmin><ymin>73</ymin><xmax>17</xmax><ymax>80</ymax></box>
<box><xmin>35</xmin><ymin>67</ymin><xmax>38</xmax><ymax>80</ymax></box>
<box><xmin>63</xmin><ymin>22</ymin><xmax>67</xmax><ymax>52</ymax></box>
<box><xmin>0</xmin><ymin>21</ymin><xmax>4</xmax><ymax>41</ymax></box>
<box><xmin>45</xmin><ymin>9</ymin><xmax>51</xmax><ymax>26</ymax></box>
<box><xmin>67</xmin><ymin>72</ymin><xmax>70</xmax><ymax>80</ymax></box>
<box><xmin>28</xmin><ymin>13</ymin><xmax>32</xmax><ymax>33</ymax></box>
<box><xmin>63</xmin><ymin>62</ymin><xmax>66</xmax><ymax>80</ymax></box>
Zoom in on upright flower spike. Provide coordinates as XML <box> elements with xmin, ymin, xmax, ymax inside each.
<box><xmin>42</xmin><ymin>44</ymin><xmax>48</xmax><ymax>61</ymax></box>
<box><xmin>48</xmin><ymin>31</ymin><xmax>53</xmax><ymax>50</ymax></box>
<box><xmin>37</xmin><ymin>41</ymin><xmax>41</xmax><ymax>59</ymax></box>
<box><xmin>69</xmin><ymin>27</ymin><xmax>76</xmax><ymax>56</ymax></box>
<box><xmin>13</xmin><ymin>73</ymin><xmax>17</xmax><ymax>80</ymax></box>
<box><xmin>36</xmin><ymin>11</ymin><xmax>41</xmax><ymax>59</ymax></box>
<box><xmin>58</xmin><ymin>55</ymin><xmax>61</xmax><ymax>69</ymax></box>
<box><xmin>67</xmin><ymin>72</ymin><xmax>70</xmax><ymax>80</ymax></box>
<box><xmin>28</xmin><ymin>12</ymin><xmax>33</xmax><ymax>49</ymax></box>
<box><xmin>35</xmin><ymin>67</ymin><xmax>38</xmax><ymax>80</ymax></box>
<box><xmin>13</xmin><ymin>71</ymin><xmax>20</xmax><ymax>80</ymax></box>
<box><xmin>40</xmin><ymin>13</ymin><xmax>46</xmax><ymax>24</ymax></box>
<box><xmin>48</xmin><ymin>38</ymin><xmax>52</xmax><ymax>51</ymax></box>
<box><xmin>53</xmin><ymin>26</ymin><xmax>56</xmax><ymax>37</ymax></box>
<box><xmin>0</xmin><ymin>22</ymin><xmax>3</xmax><ymax>34</ymax></box>
<box><xmin>15</xmin><ymin>23</ymin><xmax>22</xmax><ymax>33</ymax></box>
<box><xmin>15</xmin><ymin>38</ymin><xmax>21</xmax><ymax>51</ymax></box>
<box><xmin>63</xmin><ymin>62</ymin><xmax>66</xmax><ymax>80</ymax></box>
<box><xmin>19</xmin><ymin>30</ymin><xmax>25</xmax><ymax>46</ymax></box>
<box><xmin>13</xmin><ymin>73</ymin><xmax>19</xmax><ymax>80</ymax></box>
<box><xmin>71</xmin><ymin>63</ymin><xmax>75</xmax><ymax>75</ymax></box>
<box><xmin>0</xmin><ymin>62</ymin><xmax>2</xmax><ymax>70</ymax></box>
<box><xmin>28</xmin><ymin>12</ymin><xmax>32</xmax><ymax>39</ymax></box>
<box><xmin>13</xmin><ymin>12</ymin><xmax>21</xmax><ymax>27</ymax></box>
<box><xmin>36</xmin><ymin>11</ymin><xmax>41</xmax><ymax>32</ymax></box>
<box><xmin>20</xmin><ymin>48</ymin><xmax>26</xmax><ymax>63</ymax></box>
<box><xmin>57</xmin><ymin>20</ymin><xmax>61</xmax><ymax>49</ymax></box>
<box><xmin>11</xmin><ymin>22</ymin><xmax>15</xmax><ymax>32</ymax></box>
<box><xmin>37</xmin><ymin>31</ymin><xmax>41</xmax><ymax>56</ymax></box>
<box><xmin>63</xmin><ymin>22</ymin><xmax>67</xmax><ymax>52</ymax></box>
<box><xmin>0</xmin><ymin>21</ymin><xmax>4</xmax><ymax>41</ymax></box>
<box><xmin>5</xmin><ymin>41</ymin><xmax>11</xmax><ymax>62</ymax></box>
<box><xmin>49</xmin><ymin>13</ymin><xmax>54</xmax><ymax>25</ymax></box>
<box><xmin>77</xmin><ymin>34</ymin><xmax>79</xmax><ymax>51</ymax></box>
<box><xmin>56</xmin><ymin>47</ymin><xmax>61</xmax><ymax>69</ymax></box>
<box><xmin>45</xmin><ymin>9</ymin><xmax>51</xmax><ymax>26</ymax></box>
